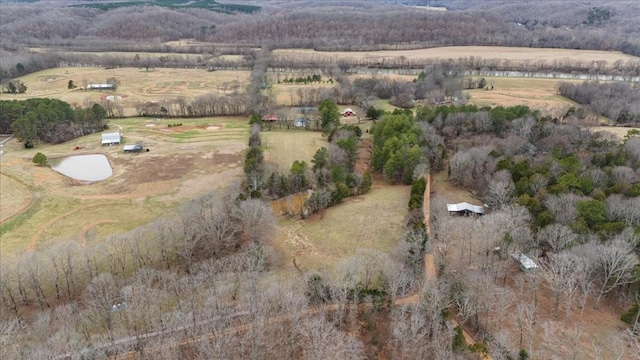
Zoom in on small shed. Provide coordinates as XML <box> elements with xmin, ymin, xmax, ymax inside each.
<box><xmin>101</xmin><ymin>132</ymin><xmax>122</xmax><ymax>146</ymax></box>
<box><xmin>512</xmin><ymin>253</ymin><xmax>539</xmax><ymax>272</ymax></box>
<box><xmin>341</xmin><ymin>108</ymin><xmax>356</xmax><ymax>116</ymax></box>
<box><xmin>447</xmin><ymin>202</ymin><xmax>485</xmax><ymax>216</ymax></box>
<box><xmin>87</xmin><ymin>83</ymin><xmax>116</xmax><ymax>90</ymax></box>
<box><xmin>123</xmin><ymin>144</ymin><xmax>143</xmax><ymax>153</ymax></box>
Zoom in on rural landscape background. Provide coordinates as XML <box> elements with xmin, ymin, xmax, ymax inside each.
<box><xmin>0</xmin><ymin>0</ymin><xmax>639</xmax><ymax>359</ymax></box>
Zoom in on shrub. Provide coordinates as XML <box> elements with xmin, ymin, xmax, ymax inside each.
<box><xmin>32</xmin><ymin>152</ymin><xmax>47</xmax><ymax>166</ymax></box>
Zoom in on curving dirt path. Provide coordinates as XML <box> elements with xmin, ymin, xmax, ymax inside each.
<box><xmin>78</xmin><ymin>220</ymin><xmax>117</xmax><ymax>247</ymax></box>
<box><xmin>27</xmin><ymin>202</ymin><xmax>127</xmax><ymax>251</ymax></box>
<box><xmin>0</xmin><ymin>172</ymin><xmax>35</xmax><ymax>224</ymax></box>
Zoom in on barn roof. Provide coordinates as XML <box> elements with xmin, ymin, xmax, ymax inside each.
<box><xmin>123</xmin><ymin>144</ymin><xmax>142</xmax><ymax>151</ymax></box>
<box><xmin>101</xmin><ymin>132</ymin><xmax>122</xmax><ymax>144</ymax></box>
<box><xmin>446</xmin><ymin>202</ymin><xmax>485</xmax><ymax>214</ymax></box>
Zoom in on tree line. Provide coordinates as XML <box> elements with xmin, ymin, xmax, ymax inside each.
<box><xmin>558</xmin><ymin>81</ymin><xmax>640</xmax><ymax>125</ymax></box>
<box><xmin>0</xmin><ymin>98</ymin><xmax>108</xmax><ymax>146</ymax></box>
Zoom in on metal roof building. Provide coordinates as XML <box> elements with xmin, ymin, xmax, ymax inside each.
<box><xmin>101</xmin><ymin>132</ymin><xmax>122</xmax><ymax>146</ymax></box>
<box><xmin>446</xmin><ymin>202</ymin><xmax>485</xmax><ymax>215</ymax></box>
<box><xmin>512</xmin><ymin>253</ymin><xmax>539</xmax><ymax>272</ymax></box>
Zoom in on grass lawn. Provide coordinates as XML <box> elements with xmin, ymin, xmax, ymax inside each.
<box><xmin>262</xmin><ymin>130</ymin><xmax>327</xmax><ymax>171</ymax></box>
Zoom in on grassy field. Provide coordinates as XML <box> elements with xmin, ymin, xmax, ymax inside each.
<box><xmin>274</xmin><ymin>46</ymin><xmax>639</xmax><ymax>67</ymax></box>
<box><xmin>465</xmin><ymin>76</ymin><xmax>581</xmax><ymax>115</ymax></box>
<box><xmin>0</xmin><ymin>67</ymin><xmax>250</xmax><ymax>117</ymax></box>
<box><xmin>276</xmin><ymin>185</ymin><xmax>410</xmax><ymax>270</ymax></box>
<box><xmin>0</xmin><ymin>117</ymin><xmax>249</xmax><ymax>261</ymax></box>
<box><xmin>262</xmin><ymin>130</ymin><xmax>327</xmax><ymax>171</ymax></box>
<box><xmin>29</xmin><ymin>48</ymin><xmax>246</xmax><ymax>62</ymax></box>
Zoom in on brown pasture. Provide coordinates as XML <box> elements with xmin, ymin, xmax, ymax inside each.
<box><xmin>273</xmin><ymin>46</ymin><xmax>639</xmax><ymax>67</ymax></box>
<box><xmin>276</xmin><ymin>185</ymin><xmax>410</xmax><ymax>270</ymax></box>
<box><xmin>0</xmin><ymin>67</ymin><xmax>250</xmax><ymax>117</ymax></box>
<box><xmin>465</xmin><ymin>77</ymin><xmax>581</xmax><ymax>115</ymax></box>
<box><xmin>0</xmin><ymin>117</ymin><xmax>248</xmax><ymax>261</ymax></box>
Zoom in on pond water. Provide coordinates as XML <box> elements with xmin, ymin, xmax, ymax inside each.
<box><xmin>50</xmin><ymin>154</ymin><xmax>113</xmax><ymax>181</ymax></box>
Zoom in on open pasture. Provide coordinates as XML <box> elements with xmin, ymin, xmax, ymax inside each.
<box><xmin>276</xmin><ymin>185</ymin><xmax>410</xmax><ymax>270</ymax></box>
<box><xmin>262</xmin><ymin>130</ymin><xmax>326</xmax><ymax>171</ymax></box>
<box><xmin>464</xmin><ymin>77</ymin><xmax>584</xmax><ymax>115</ymax></box>
<box><xmin>269</xmin><ymin>83</ymin><xmax>335</xmax><ymax>106</ymax></box>
<box><xmin>273</xmin><ymin>46</ymin><xmax>639</xmax><ymax>67</ymax></box>
<box><xmin>0</xmin><ymin>117</ymin><xmax>248</xmax><ymax>260</ymax></box>
<box><xmin>29</xmin><ymin>47</ymin><xmax>246</xmax><ymax>63</ymax></box>
<box><xmin>0</xmin><ymin>67</ymin><xmax>250</xmax><ymax>117</ymax></box>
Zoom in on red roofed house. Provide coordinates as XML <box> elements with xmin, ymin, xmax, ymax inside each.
<box><xmin>262</xmin><ymin>114</ymin><xmax>278</xmax><ymax>122</ymax></box>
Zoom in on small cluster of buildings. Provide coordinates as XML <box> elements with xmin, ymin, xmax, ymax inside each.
<box><xmin>101</xmin><ymin>132</ymin><xmax>144</xmax><ymax>153</ymax></box>
<box><xmin>446</xmin><ymin>201</ymin><xmax>539</xmax><ymax>272</ymax></box>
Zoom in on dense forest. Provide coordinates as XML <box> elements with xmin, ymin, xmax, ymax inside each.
<box><xmin>0</xmin><ymin>98</ymin><xmax>108</xmax><ymax>145</ymax></box>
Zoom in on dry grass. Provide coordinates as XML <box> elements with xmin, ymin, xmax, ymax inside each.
<box><xmin>0</xmin><ymin>67</ymin><xmax>251</xmax><ymax>117</ymax></box>
<box><xmin>269</xmin><ymin>83</ymin><xmax>335</xmax><ymax>106</ymax></box>
<box><xmin>0</xmin><ymin>117</ymin><xmax>248</xmax><ymax>260</ymax></box>
<box><xmin>466</xmin><ymin>77</ymin><xmax>581</xmax><ymax>115</ymax></box>
<box><xmin>274</xmin><ymin>46</ymin><xmax>638</xmax><ymax>66</ymax></box>
<box><xmin>0</xmin><ymin>173</ymin><xmax>33</xmax><ymax>223</ymax></box>
<box><xmin>276</xmin><ymin>185</ymin><xmax>410</xmax><ymax>270</ymax></box>
<box><xmin>262</xmin><ymin>130</ymin><xmax>327</xmax><ymax>171</ymax></box>
<box><xmin>590</xmin><ymin>126</ymin><xmax>640</xmax><ymax>141</ymax></box>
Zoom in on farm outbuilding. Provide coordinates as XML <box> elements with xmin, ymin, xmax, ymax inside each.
<box><xmin>123</xmin><ymin>144</ymin><xmax>143</xmax><ymax>153</ymax></box>
<box><xmin>341</xmin><ymin>108</ymin><xmax>356</xmax><ymax>116</ymax></box>
<box><xmin>87</xmin><ymin>83</ymin><xmax>116</xmax><ymax>90</ymax></box>
<box><xmin>101</xmin><ymin>132</ymin><xmax>122</xmax><ymax>146</ymax></box>
<box><xmin>447</xmin><ymin>202</ymin><xmax>485</xmax><ymax>216</ymax></box>
<box><xmin>512</xmin><ymin>253</ymin><xmax>539</xmax><ymax>272</ymax></box>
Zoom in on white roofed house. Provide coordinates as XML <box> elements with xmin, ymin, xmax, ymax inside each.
<box><xmin>447</xmin><ymin>202</ymin><xmax>485</xmax><ymax>216</ymax></box>
<box><xmin>101</xmin><ymin>132</ymin><xmax>122</xmax><ymax>146</ymax></box>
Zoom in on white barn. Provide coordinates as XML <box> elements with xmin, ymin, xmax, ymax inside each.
<box><xmin>102</xmin><ymin>132</ymin><xmax>122</xmax><ymax>146</ymax></box>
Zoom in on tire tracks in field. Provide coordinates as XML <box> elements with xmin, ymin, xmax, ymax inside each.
<box><xmin>0</xmin><ymin>171</ymin><xmax>36</xmax><ymax>224</ymax></box>
<box><xmin>27</xmin><ymin>201</ymin><xmax>128</xmax><ymax>251</ymax></box>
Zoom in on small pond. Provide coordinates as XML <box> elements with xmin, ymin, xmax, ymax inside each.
<box><xmin>50</xmin><ymin>154</ymin><xmax>113</xmax><ymax>181</ymax></box>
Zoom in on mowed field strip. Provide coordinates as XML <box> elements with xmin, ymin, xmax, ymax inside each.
<box><xmin>274</xmin><ymin>46</ymin><xmax>639</xmax><ymax>66</ymax></box>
